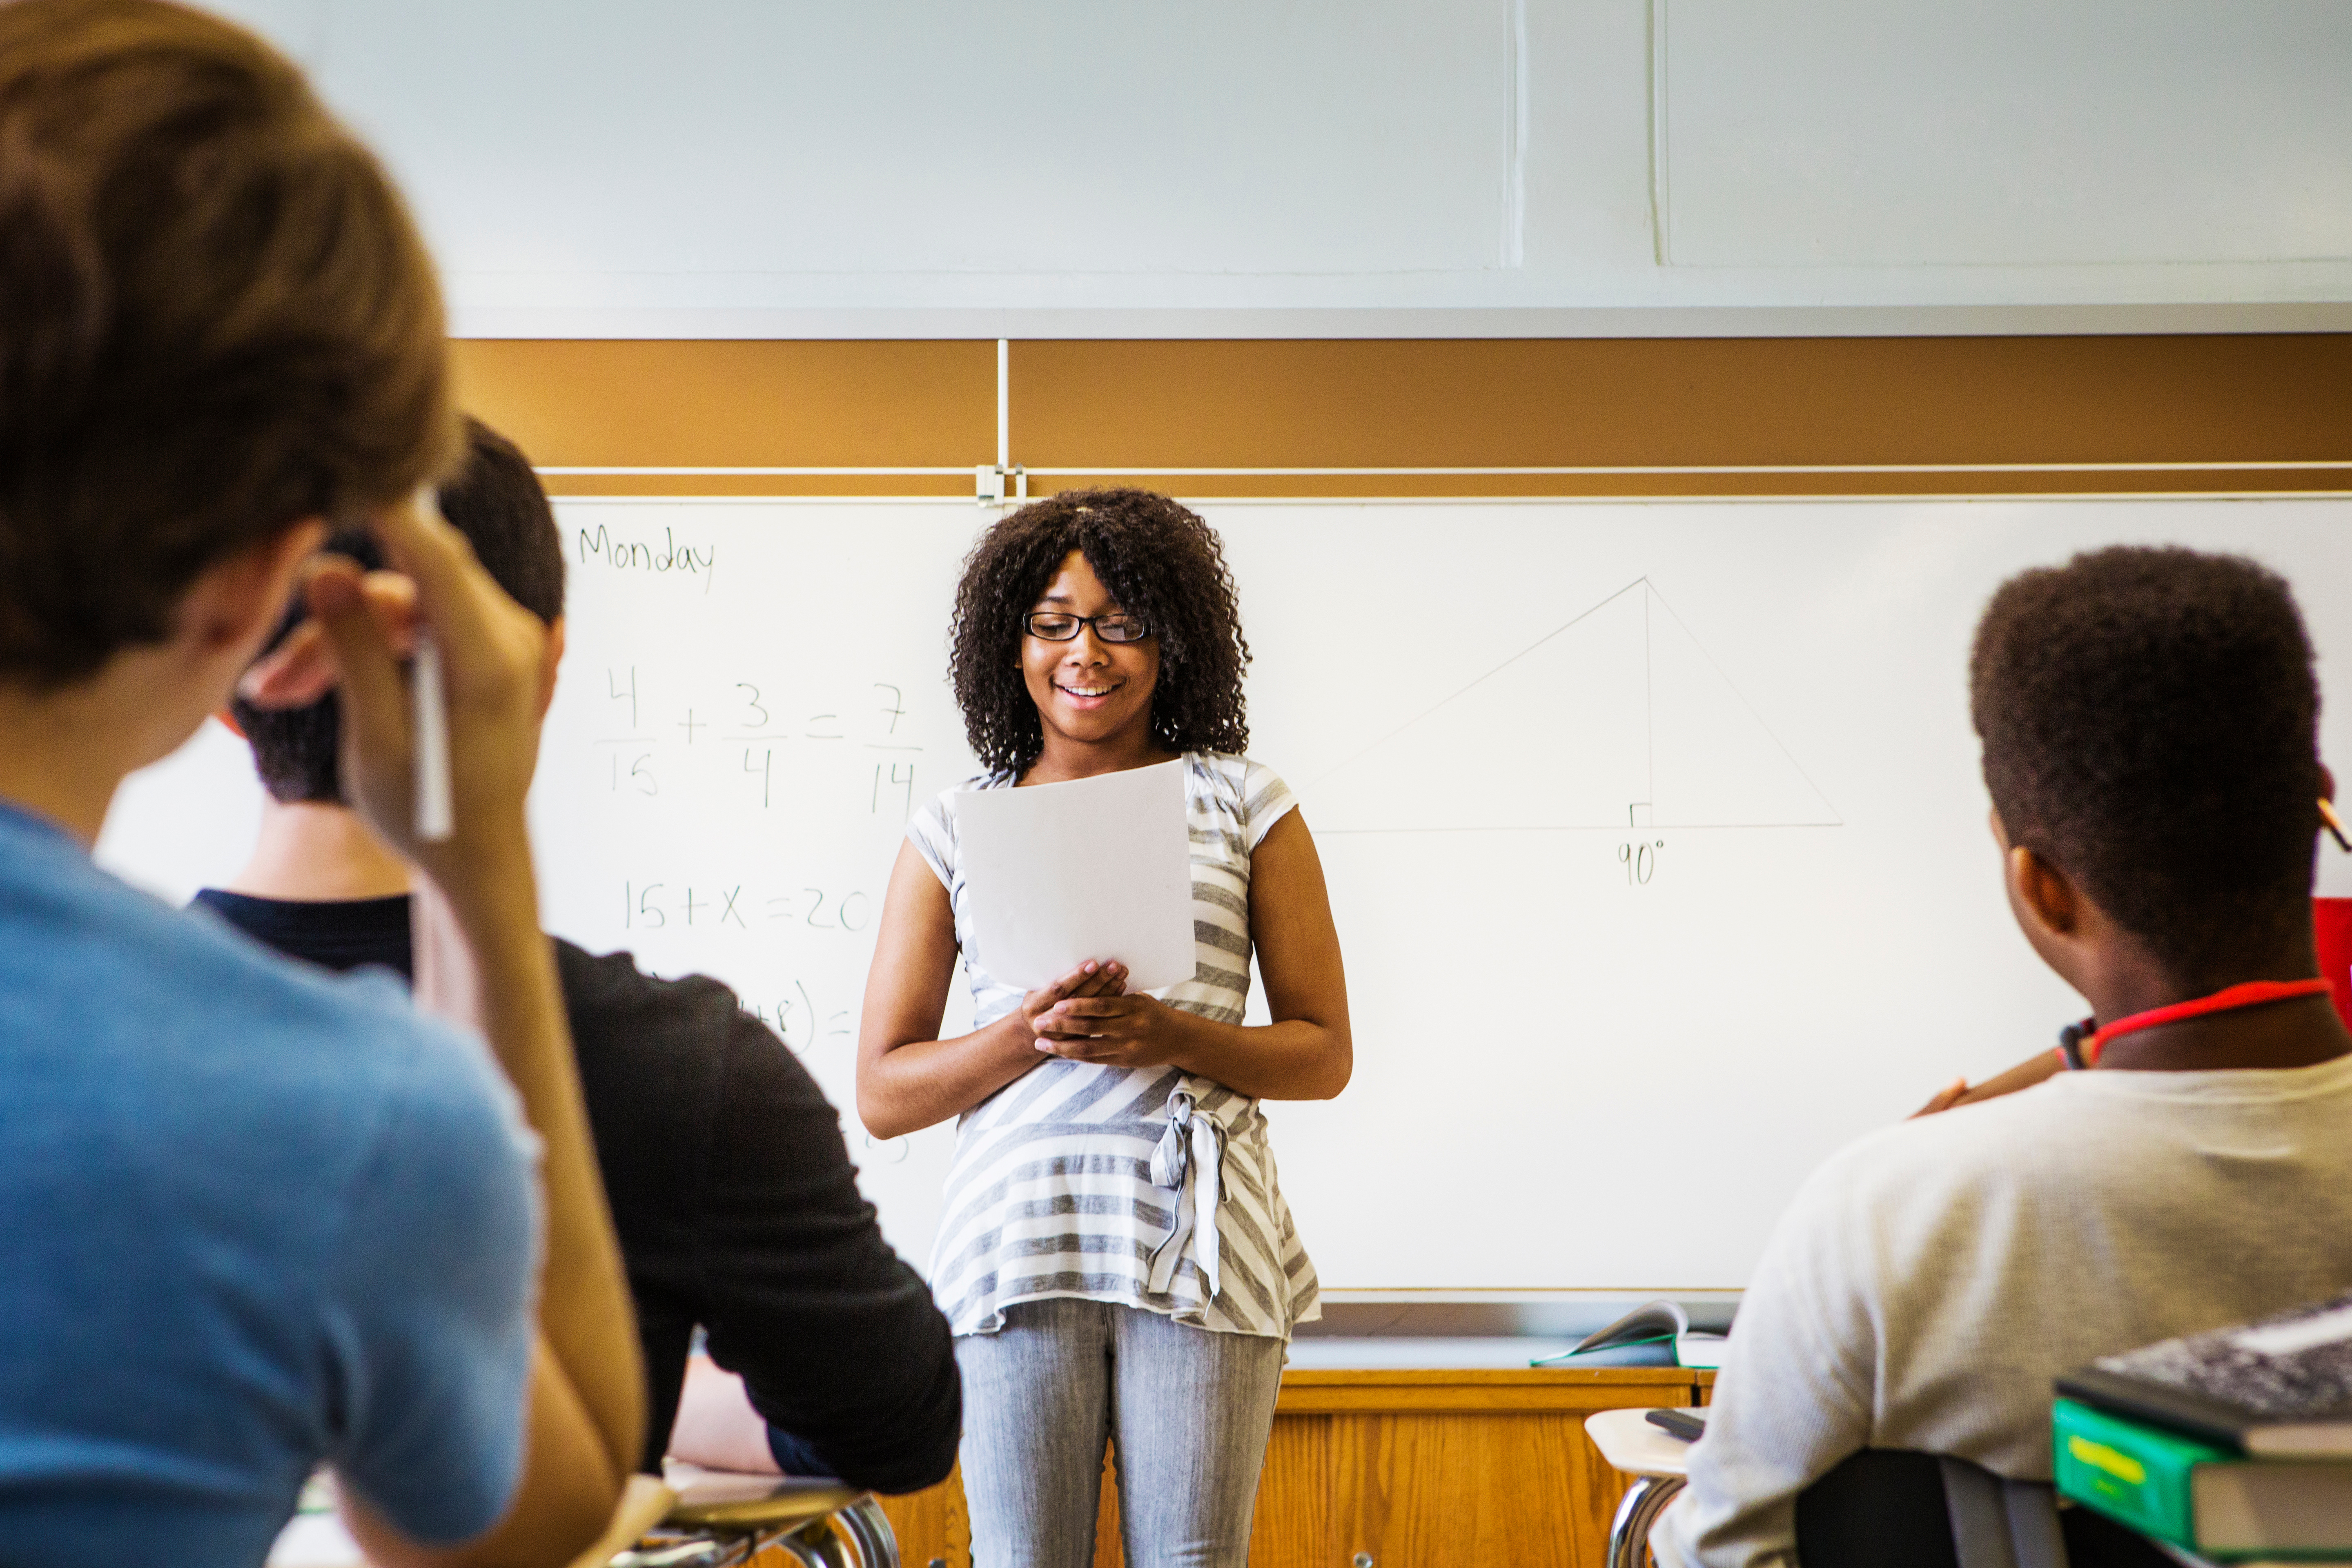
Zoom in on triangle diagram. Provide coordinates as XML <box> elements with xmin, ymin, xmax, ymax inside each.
<box><xmin>1306</xmin><ymin>577</ymin><xmax>1840</xmax><ymax>833</ymax></box>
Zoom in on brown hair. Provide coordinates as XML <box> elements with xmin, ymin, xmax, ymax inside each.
<box><xmin>0</xmin><ymin>0</ymin><xmax>456</xmax><ymax>686</ymax></box>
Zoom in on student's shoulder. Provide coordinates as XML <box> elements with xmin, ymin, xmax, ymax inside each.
<box><xmin>553</xmin><ymin>938</ymin><xmax>825</xmax><ymax>1140</ymax></box>
<box><xmin>22</xmin><ymin>858</ymin><xmax>526</xmax><ymax>1175</ymax></box>
<box><xmin>906</xmin><ymin>768</ymin><xmax>1013</xmax><ymax>877</ymax></box>
<box><xmin>1180</xmin><ymin>750</ymin><xmax>1244</xmax><ymax>799</ymax></box>
<box><xmin>555</xmin><ymin>938</ymin><xmax>743</xmax><ymax>1053</ymax></box>
<box><xmin>189</xmin><ymin>902</ymin><xmax>520</xmax><ymax>1134</ymax></box>
<box><xmin>1191</xmin><ymin>748</ymin><xmax>1290</xmax><ymax>790</ymax></box>
<box><xmin>554</xmin><ymin>940</ymin><xmax>807</xmax><ymax>1086</ymax></box>
<box><xmin>920</xmin><ymin>768</ymin><xmax>1015</xmax><ymax>816</ymax></box>
<box><xmin>1787</xmin><ymin>1077</ymin><xmax>2088</xmax><ymax>1226</ymax></box>
<box><xmin>1186</xmin><ymin>751</ymin><xmax>1298</xmax><ymax>840</ymax></box>
<box><xmin>99</xmin><ymin>859</ymin><xmax>445</xmax><ymax>1063</ymax></box>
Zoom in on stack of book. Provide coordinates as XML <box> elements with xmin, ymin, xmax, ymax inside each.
<box><xmin>2054</xmin><ymin>1293</ymin><xmax>2352</xmax><ymax>1563</ymax></box>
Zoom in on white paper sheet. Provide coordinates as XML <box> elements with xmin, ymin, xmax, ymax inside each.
<box><xmin>957</xmin><ymin>759</ymin><xmax>1196</xmax><ymax>994</ymax></box>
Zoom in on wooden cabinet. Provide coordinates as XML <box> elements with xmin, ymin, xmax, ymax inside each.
<box><xmin>873</xmin><ymin>1367</ymin><xmax>1715</xmax><ymax>1568</ymax></box>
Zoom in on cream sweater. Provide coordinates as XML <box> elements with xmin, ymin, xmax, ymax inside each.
<box><xmin>1657</xmin><ymin>1053</ymin><xmax>2352</xmax><ymax>1568</ymax></box>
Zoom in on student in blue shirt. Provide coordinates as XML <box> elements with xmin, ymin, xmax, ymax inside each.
<box><xmin>0</xmin><ymin>2</ymin><xmax>641</xmax><ymax>1563</ymax></box>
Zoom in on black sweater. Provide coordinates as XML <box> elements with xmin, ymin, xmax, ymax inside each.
<box><xmin>193</xmin><ymin>890</ymin><xmax>960</xmax><ymax>1489</ymax></box>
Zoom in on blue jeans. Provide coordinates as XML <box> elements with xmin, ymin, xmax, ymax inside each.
<box><xmin>955</xmin><ymin>1298</ymin><xmax>1286</xmax><ymax>1568</ymax></box>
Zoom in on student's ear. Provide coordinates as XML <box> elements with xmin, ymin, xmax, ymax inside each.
<box><xmin>184</xmin><ymin>520</ymin><xmax>327</xmax><ymax>663</ymax></box>
<box><xmin>2325</xmin><ymin>764</ymin><xmax>2337</xmax><ymax>805</ymax></box>
<box><xmin>2008</xmin><ymin>844</ymin><xmax>2079</xmax><ymax>938</ymax></box>
<box><xmin>537</xmin><ymin>617</ymin><xmax>566</xmax><ymax>721</ymax></box>
<box><xmin>1992</xmin><ymin>806</ymin><xmax>2080</xmax><ymax>941</ymax></box>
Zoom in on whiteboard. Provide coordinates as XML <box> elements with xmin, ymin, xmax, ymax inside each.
<box><xmin>96</xmin><ymin>495</ymin><xmax>2352</xmax><ymax>1288</ymax></box>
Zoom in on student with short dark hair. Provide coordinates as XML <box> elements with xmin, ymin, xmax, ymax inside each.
<box><xmin>202</xmin><ymin>419</ymin><xmax>962</xmax><ymax>1492</ymax></box>
<box><xmin>0</xmin><ymin>2</ymin><xmax>639</xmax><ymax>1562</ymax></box>
<box><xmin>1657</xmin><ymin>546</ymin><xmax>2352</xmax><ymax>1568</ymax></box>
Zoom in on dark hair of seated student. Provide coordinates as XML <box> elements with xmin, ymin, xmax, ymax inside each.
<box><xmin>1972</xmin><ymin>544</ymin><xmax>2326</xmax><ymax>993</ymax></box>
<box><xmin>231</xmin><ymin>418</ymin><xmax>565</xmax><ymax>806</ymax></box>
<box><xmin>1911</xmin><ymin>546</ymin><xmax>2347</xmax><ymax>1115</ymax></box>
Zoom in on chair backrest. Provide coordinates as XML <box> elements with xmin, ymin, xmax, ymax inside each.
<box><xmin>1795</xmin><ymin>1450</ymin><xmax>2177</xmax><ymax>1568</ymax></box>
<box><xmin>1795</xmin><ymin>1450</ymin><xmax>1961</xmax><ymax>1568</ymax></box>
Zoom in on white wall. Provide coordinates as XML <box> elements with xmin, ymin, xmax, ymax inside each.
<box><xmin>205</xmin><ymin>1</ymin><xmax>2352</xmax><ymax>333</ymax></box>
<box><xmin>1660</xmin><ymin>0</ymin><xmax>2352</xmax><ymax>270</ymax></box>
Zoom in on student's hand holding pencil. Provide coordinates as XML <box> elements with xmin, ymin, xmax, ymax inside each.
<box><xmin>238</xmin><ymin>488</ymin><xmax>646</xmax><ymax>1550</ymax></box>
<box><xmin>1910</xmin><ymin>1077</ymin><xmax>1970</xmax><ymax>1118</ymax></box>
<box><xmin>238</xmin><ymin>491</ymin><xmax>552</xmax><ymax>884</ymax></box>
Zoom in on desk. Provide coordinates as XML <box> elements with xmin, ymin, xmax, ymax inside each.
<box><xmin>872</xmin><ymin>1352</ymin><xmax>1716</xmax><ymax>1568</ymax></box>
<box><xmin>1583</xmin><ymin>1408</ymin><xmax>1694</xmax><ymax>1568</ymax></box>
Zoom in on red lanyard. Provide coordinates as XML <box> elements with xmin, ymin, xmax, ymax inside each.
<box><xmin>2057</xmin><ymin>978</ymin><xmax>2335</xmax><ymax>1069</ymax></box>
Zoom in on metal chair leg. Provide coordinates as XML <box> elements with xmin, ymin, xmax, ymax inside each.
<box><xmin>771</xmin><ymin>1524</ymin><xmax>835</xmax><ymax>1568</ymax></box>
<box><xmin>1607</xmin><ymin>1474</ymin><xmax>1687</xmax><ymax>1568</ymax></box>
<box><xmin>757</xmin><ymin>1501</ymin><xmax>898</xmax><ymax>1568</ymax></box>
<box><xmin>835</xmin><ymin>1499</ymin><xmax>899</xmax><ymax>1568</ymax></box>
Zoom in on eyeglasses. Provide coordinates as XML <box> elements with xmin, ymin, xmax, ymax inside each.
<box><xmin>1022</xmin><ymin>612</ymin><xmax>1151</xmax><ymax>644</ymax></box>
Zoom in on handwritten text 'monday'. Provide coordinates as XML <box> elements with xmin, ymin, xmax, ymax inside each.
<box><xmin>577</xmin><ymin>526</ymin><xmax>717</xmax><ymax>593</ymax></box>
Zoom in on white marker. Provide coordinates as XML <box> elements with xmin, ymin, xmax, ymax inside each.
<box><xmin>411</xmin><ymin>487</ymin><xmax>454</xmax><ymax>842</ymax></box>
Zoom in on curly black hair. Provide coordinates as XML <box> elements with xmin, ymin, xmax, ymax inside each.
<box><xmin>1970</xmin><ymin>545</ymin><xmax>2322</xmax><ymax>980</ymax></box>
<box><xmin>949</xmin><ymin>488</ymin><xmax>1250</xmax><ymax>774</ymax></box>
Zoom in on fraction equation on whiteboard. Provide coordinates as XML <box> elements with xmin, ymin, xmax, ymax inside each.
<box><xmin>621</xmin><ymin>879</ymin><xmax>873</xmax><ymax>932</ymax></box>
<box><xmin>590</xmin><ymin>668</ymin><xmax>927</xmax><ymax>817</ymax></box>
<box><xmin>738</xmin><ymin>981</ymin><xmax>853</xmax><ymax>1057</ymax></box>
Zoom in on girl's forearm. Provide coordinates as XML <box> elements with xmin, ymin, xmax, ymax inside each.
<box><xmin>859</xmin><ymin>1012</ymin><xmax>1047</xmax><ymax>1139</ymax></box>
<box><xmin>1167</xmin><ymin>1012</ymin><xmax>1352</xmax><ymax>1101</ymax></box>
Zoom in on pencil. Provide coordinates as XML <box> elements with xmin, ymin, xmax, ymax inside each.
<box><xmin>411</xmin><ymin>487</ymin><xmax>454</xmax><ymax>844</ymax></box>
<box><xmin>2321</xmin><ymin>797</ymin><xmax>2350</xmax><ymax>854</ymax></box>
<box><xmin>413</xmin><ymin>636</ymin><xmax>452</xmax><ymax>841</ymax></box>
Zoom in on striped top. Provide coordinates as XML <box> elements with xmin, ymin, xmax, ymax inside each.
<box><xmin>906</xmin><ymin>751</ymin><xmax>1321</xmax><ymax>1340</ymax></box>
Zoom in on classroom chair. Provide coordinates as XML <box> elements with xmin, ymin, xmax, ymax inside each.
<box><xmin>602</xmin><ymin>1463</ymin><xmax>899</xmax><ymax>1568</ymax></box>
<box><xmin>1584</xmin><ymin>1407</ymin><xmax>1693</xmax><ymax>1568</ymax></box>
<box><xmin>1585</xmin><ymin>1412</ymin><xmax>2178</xmax><ymax>1568</ymax></box>
<box><xmin>1795</xmin><ymin>1449</ymin><xmax>2176</xmax><ymax>1568</ymax></box>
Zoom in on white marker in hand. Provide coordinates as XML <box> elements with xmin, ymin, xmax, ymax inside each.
<box><xmin>411</xmin><ymin>488</ymin><xmax>454</xmax><ymax>842</ymax></box>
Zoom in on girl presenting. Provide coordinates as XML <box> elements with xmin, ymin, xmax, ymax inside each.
<box><xmin>857</xmin><ymin>489</ymin><xmax>1351</xmax><ymax>1568</ymax></box>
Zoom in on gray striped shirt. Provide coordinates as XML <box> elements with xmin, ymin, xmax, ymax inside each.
<box><xmin>906</xmin><ymin>752</ymin><xmax>1321</xmax><ymax>1340</ymax></box>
